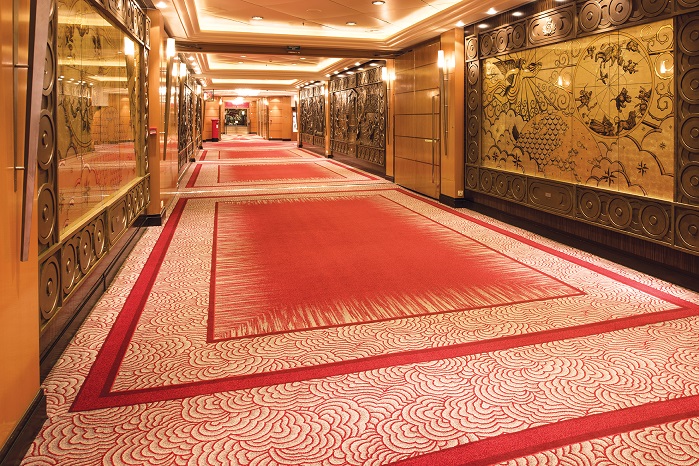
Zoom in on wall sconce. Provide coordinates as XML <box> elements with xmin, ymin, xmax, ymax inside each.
<box><xmin>179</xmin><ymin>62</ymin><xmax>187</xmax><ymax>78</ymax></box>
<box><xmin>166</xmin><ymin>38</ymin><xmax>175</xmax><ymax>59</ymax></box>
<box><xmin>437</xmin><ymin>49</ymin><xmax>450</xmax><ymax>155</ymax></box>
<box><xmin>196</xmin><ymin>84</ymin><xmax>202</xmax><ymax>95</ymax></box>
<box><xmin>381</xmin><ymin>66</ymin><xmax>388</xmax><ymax>81</ymax></box>
<box><xmin>219</xmin><ymin>97</ymin><xmax>223</xmax><ymax>105</ymax></box>
<box><xmin>172</xmin><ymin>61</ymin><xmax>179</xmax><ymax>77</ymax></box>
<box><xmin>123</xmin><ymin>37</ymin><xmax>135</xmax><ymax>56</ymax></box>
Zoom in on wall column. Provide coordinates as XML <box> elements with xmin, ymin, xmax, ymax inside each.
<box><xmin>440</xmin><ymin>28</ymin><xmax>465</xmax><ymax>204</ymax></box>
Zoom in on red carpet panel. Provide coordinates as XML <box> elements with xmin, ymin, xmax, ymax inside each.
<box><xmin>23</xmin><ymin>136</ymin><xmax>699</xmax><ymax>465</ymax></box>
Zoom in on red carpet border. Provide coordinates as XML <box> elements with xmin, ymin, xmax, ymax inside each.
<box><xmin>22</xmin><ymin>137</ymin><xmax>699</xmax><ymax>465</ymax></box>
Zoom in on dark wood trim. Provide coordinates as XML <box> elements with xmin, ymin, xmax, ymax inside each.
<box><xmin>329</xmin><ymin>151</ymin><xmax>389</xmax><ymax>179</ymax></box>
<box><xmin>139</xmin><ymin>207</ymin><xmax>167</xmax><ymax>227</ymax></box>
<box><xmin>467</xmin><ymin>192</ymin><xmax>699</xmax><ymax>292</ymax></box>
<box><xmin>0</xmin><ymin>390</ymin><xmax>46</xmax><ymax>466</ymax></box>
<box><xmin>439</xmin><ymin>194</ymin><xmax>469</xmax><ymax>208</ymax></box>
<box><xmin>39</xmin><ymin>218</ymin><xmax>147</xmax><ymax>380</ymax></box>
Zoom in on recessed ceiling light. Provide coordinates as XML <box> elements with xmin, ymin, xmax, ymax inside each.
<box><xmin>155</xmin><ymin>1</ymin><xmax>167</xmax><ymax>8</ymax></box>
<box><xmin>188</xmin><ymin>56</ymin><xmax>195</xmax><ymax>61</ymax></box>
<box><xmin>333</xmin><ymin>71</ymin><xmax>340</xmax><ymax>74</ymax></box>
<box><xmin>325</xmin><ymin>74</ymin><xmax>331</xmax><ymax>77</ymax></box>
<box><xmin>478</xmin><ymin>23</ymin><xmax>489</xmax><ymax>29</ymax></box>
<box><xmin>355</xmin><ymin>62</ymin><xmax>361</xmax><ymax>66</ymax></box>
<box><xmin>346</xmin><ymin>21</ymin><xmax>356</xmax><ymax>25</ymax></box>
<box><xmin>252</xmin><ymin>16</ymin><xmax>263</xmax><ymax>20</ymax></box>
<box><xmin>337</xmin><ymin>74</ymin><xmax>345</xmax><ymax>77</ymax></box>
<box><xmin>291</xmin><ymin>63</ymin><xmax>297</xmax><ymax>66</ymax></box>
<box><xmin>344</xmin><ymin>67</ymin><xmax>349</xmax><ymax>70</ymax></box>
<box><xmin>512</xmin><ymin>11</ymin><xmax>523</xmax><ymax>16</ymax></box>
<box><xmin>487</xmin><ymin>7</ymin><xmax>497</xmax><ymax>14</ymax></box>
<box><xmin>369</xmin><ymin>63</ymin><xmax>378</xmax><ymax>66</ymax></box>
<box><xmin>357</xmin><ymin>67</ymin><xmax>364</xmax><ymax>71</ymax></box>
<box><xmin>240</xmin><ymin>55</ymin><xmax>246</xmax><ymax>58</ymax></box>
<box><xmin>347</xmin><ymin>71</ymin><xmax>354</xmax><ymax>74</ymax></box>
<box><xmin>238</xmin><ymin>61</ymin><xmax>244</xmax><ymax>64</ymax></box>
<box><xmin>300</xmin><ymin>57</ymin><xmax>306</xmax><ymax>60</ymax></box>
<box><xmin>372</xmin><ymin>0</ymin><xmax>385</xmax><ymax>4</ymax></box>
<box><xmin>456</xmin><ymin>20</ymin><xmax>465</xmax><ymax>27</ymax></box>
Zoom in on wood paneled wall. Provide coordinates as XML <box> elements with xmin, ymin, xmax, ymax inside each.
<box><xmin>0</xmin><ymin>0</ymin><xmax>41</xmax><ymax>450</ymax></box>
<box><xmin>268</xmin><ymin>96</ymin><xmax>292</xmax><ymax>140</ymax></box>
<box><xmin>394</xmin><ymin>41</ymin><xmax>441</xmax><ymax>199</ymax></box>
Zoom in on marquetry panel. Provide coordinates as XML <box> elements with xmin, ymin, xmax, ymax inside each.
<box><xmin>300</xmin><ymin>84</ymin><xmax>325</xmax><ymax>148</ymax></box>
<box><xmin>676</xmin><ymin>11</ymin><xmax>699</xmax><ymax>205</ymax></box>
<box><xmin>479</xmin><ymin>22</ymin><xmax>527</xmax><ymax>58</ymax></box>
<box><xmin>465</xmin><ymin>55</ymin><xmax>480</xmax><ymax>169</ymax></box>
<box><xmin>329</xmin><ymin>67</ymin><xmax>386</xmax><ymax>167</ymax></box>
<box><xmin>465</xmin><ymin>0</ymin><xmax>699</xmax><ymax>256</ymax></box>
<box><xmin>577</xmin><ymin>187</ymin><xmax>673</xmax><ymax>243</ymax></box>
<box><xmin>527</xmin><ymin>5</ymin><xmax>575</xmax><ymax>47</ymax></box>
<box><xmin>676</xmin><ymin>206</ymin><xmax>699</xmax><ymax>250</ymax></box>
<box><xmin>38</xmin><ymin>1</ymin><xmax>58</xmax><ymax>254</ymax></box>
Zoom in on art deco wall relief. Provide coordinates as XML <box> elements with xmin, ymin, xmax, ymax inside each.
<box><xmin>466</xmin><ymin>1</ymin><xmax>699</xmax><ymax>255</ymax></box>
<box><xmin>482</xmin><ymin>20</ymin><xmax>674</xmax><ymax>200</ymax></box>
<box><xmin>330</xmin><ymin>67</ymin><xmax>387</xmax><ymax>167</ymax></box>
<box><xmin>39</xmin><ymin>0</ymin><xmax>150</xmax><ymax>333</ymax></box>
<box><xmin>300</xmin><ymin>85</ymin><xmax>326</xmax><ymax>148</ymax></box>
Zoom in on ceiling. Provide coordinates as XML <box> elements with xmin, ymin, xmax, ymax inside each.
<box><xmin>146</xmin><ymin>0</ymin><xmax>532</xmax><ymax>96</ymax></box>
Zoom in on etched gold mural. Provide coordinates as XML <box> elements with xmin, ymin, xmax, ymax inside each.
<box><xmin>482</xmin><ymin>20</ymin><xmax>674</xmax><ymax>200</ymax></box>
<box><xmin>57</xmin><ymin>0</ymin><xmax>142</xmax><ymax>230</ymax></box>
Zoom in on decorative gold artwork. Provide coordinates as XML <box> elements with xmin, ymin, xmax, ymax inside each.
<box><xmin>56</xmin><ymin>0</ymin><xmax>141</xmax><ymax>231</ymax></box>
<box><xmin>481</xmin><ymin>20</ymin><xmax>675</xmax><ymax>201</ymax></box>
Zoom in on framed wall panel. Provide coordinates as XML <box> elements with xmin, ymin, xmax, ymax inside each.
<box><xmin>465</xmin><ymin>1</ymin><xmax>699</xmax><ymax>256</ymax></box>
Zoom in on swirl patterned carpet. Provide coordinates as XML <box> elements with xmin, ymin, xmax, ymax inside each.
<box><xmin>23</xmin><ymin>137</ymin><xmax>699</xmax><ymax>465</ymax></box>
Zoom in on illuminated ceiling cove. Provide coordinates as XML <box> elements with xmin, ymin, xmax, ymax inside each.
<box><xmin>149</xmin><ymin>0</ymin><xmax>530</xmax><ymax>94</ymax></box>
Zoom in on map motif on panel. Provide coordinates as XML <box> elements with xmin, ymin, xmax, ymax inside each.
<box><xmin>481</xmin><ymin>20</ymin><xmax>674</xmax><ymax>200</ymax></box>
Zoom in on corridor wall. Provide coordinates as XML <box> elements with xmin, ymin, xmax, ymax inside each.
<box><xmin>464</xmin><ymin>0</ymin><xmax>699</xmax><ymax>263</ymax></box>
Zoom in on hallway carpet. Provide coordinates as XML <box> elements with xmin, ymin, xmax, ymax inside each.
<box><xmin>23</xmin><ymin>137</ymin><xmax>699</xmax><ymax>465</ymax></box>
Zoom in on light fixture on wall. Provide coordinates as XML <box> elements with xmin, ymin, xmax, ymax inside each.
<box><xmin>166</xmin><ymin>38</ymin><xmax>175</xmax><ymax>59</ymax></box>
<box><xmin>123</xmin><ymin>37</ymin><xmax>134</xmax><ymax>56</ymax></box>
<box><xmin>437</xmin><ymin>49</ymin><xmax>450</xmax><ymax>156</ymax></box>
<box><xmin>219</xmin><ymin>97</ymin><xmax>223</xmax><ymax>105</ymax></box>
<box><xmin>179</xmin><ymin>62</ymin><xmax>187</xmax><ymax>78</ymax></box>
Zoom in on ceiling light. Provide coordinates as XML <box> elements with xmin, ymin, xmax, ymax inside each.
<box><xmin>346</xmin><ymin>21</ymin><xmax>356</xmax><ymax>25</ymax></box>
<box><xmin>241</xmin><ymin>55</ymin><xmax>246</xmax><ymax>58</ymax></box>
<box><xmin>346</xmin><ymin>71</ymin><xmax>354</xmax><ymax>74</ymax></box>
<box><xmin>372</xmin><ymin>0</ymin><xmax>384</xmax><ymax>4</ymax></box>
<box><xmin>333</xmin><ymin>71</ymin><xmax>339</xmax><ymax>74</ymax></box>
<box><xmin>512</xmin><ymin>11</ymin><xmax>523</xmax><ymax>16</ymax></box>
<box><xmin>300</xmin><ymin>57</ymin><xmax>306</xmax><ymax>60</ymax></box>
<box><xmin>456</xmin><ymin>20</ymin><xmax>465</xmax><ymax>27</ymax></box>
<box><xmin>252</xmin><ymin>16</ymin><xmax>263</xmax><ymax>20</ymax></box>
<box><xmin>369</xmin><ymin>63</ymin><xmax>378</xmax><ymax>66</ymax></box>
<box><xmin>487</xmin><ymin>7</ymin><xmax>497</xmax><ymax>14</ymax></box>
<box><xmin>325</xmin><ymin>74</ymin><xmax>331</xmax><ymax>77</ymax></box>
<box><xmin>337</xmin><ymin>74</ymin><xmax>345</xmax><ymax>77</ymax></box>
<box><xmin>478</xmin><ymin>23</ymin><xmax>489</xmax><ymax>29</ymax></box>
<box><xmin>357</xmin><ymin>67</ymin><xmax>364</xmax><ymax>71</ymax></box>
<box><xmin>291</xmin><ymin>63</ymin><xmax>297</xmax><ymax>66</ymax></box>
<box><xmin>238</xmin><ymin>61</ymin><xmax>244</xmax><ymax>64</ymax></box>
<box><xmin>344</xmin><ymin>67</ymin><xmax>349</xmax><ymax>70</ymax></box>
<box><xmin>355</xmin><ymin>62</ymin><xmax>361</xmax><ymax>66</ymax></box>
<box><xmin>155</xmin><ymin>1</ymin><xmax>167</xmax><ymax>8</ymax></box>
<box><xmin>188</xmin><ymin>56</ymin><xmax>195</xmax><ymax>61</ymax></box>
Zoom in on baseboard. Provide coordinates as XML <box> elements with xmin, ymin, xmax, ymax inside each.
<box><xmin>139</xmin><ymin>207</ymin><xmax>167</xmax><ymax>227</ymax></box>
<box><xmin>0</xmin><ymin>390</ymin><xmax>46</xmax><ymax>466</ymax></box>
<box><xmin>39</xmin><ymin>218</ymin><xmax>148</xmax><ymax>380</ymax></box>
<box><xmin>439</xmin><ymin>194</ymin><xmax>468</xmax><ymax>208</ymax></box>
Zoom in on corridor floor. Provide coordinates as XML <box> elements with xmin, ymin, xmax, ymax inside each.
<box><xmin>22</xmin><ymin>137</ymin><xmax>699</xmax><ymax>465</ymax></box>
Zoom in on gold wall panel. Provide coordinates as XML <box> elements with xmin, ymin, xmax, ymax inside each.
<box><xmin>481</xmin><ymin>20</ymin><xmax>675</xmax><ymax>201</ymax></box>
